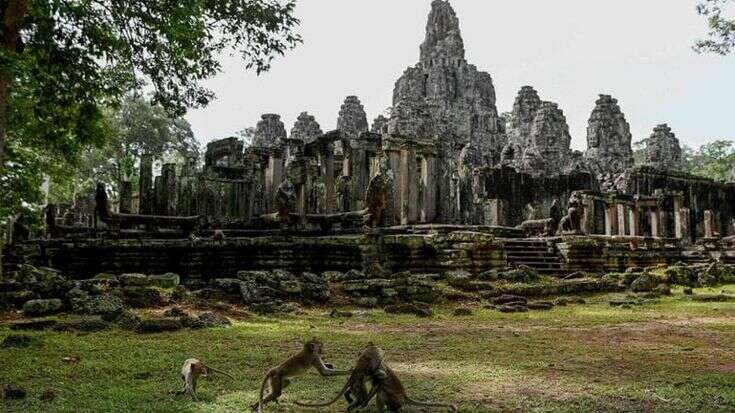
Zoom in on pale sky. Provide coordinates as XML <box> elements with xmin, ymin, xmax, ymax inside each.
<box><xmin>185</xmin><ymin>0</ymin><xmax>735</xmax><ymax>151</ymax></box>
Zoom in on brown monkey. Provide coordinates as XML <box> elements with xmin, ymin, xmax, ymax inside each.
<box><xmin>365</xmin><ymin>363</ymin><xmax>458</xmax><ymax>412</ymax></box>
<box><xmin>252</xmin><ymin>338</ymin><xmax>351</xmax><ymax>412</ymax></box>
<box><xmin>294</xmin><ymin>343</ymin><xmax>386</xmax><ymax>412</ymax></box>
<box><xmin>176</xmin><ymin>358</ymin><xmax>234</xmax><ymax>401</ymax></box>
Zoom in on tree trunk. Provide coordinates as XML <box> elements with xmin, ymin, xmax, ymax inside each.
<box><xmin>0</xmin><ymin>0</ymin><xmax>29</xmax><ymax>164</ymax></box>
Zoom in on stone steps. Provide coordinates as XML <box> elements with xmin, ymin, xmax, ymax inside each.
<box><xmin>504</xmin><ymin>239</ymin><xmax>563</xmax><ymax>274</ymax></box>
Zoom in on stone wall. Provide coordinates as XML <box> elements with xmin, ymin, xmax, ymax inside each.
<box><xmin>4</xmin><ymin>236</ymin><xmax>364</xmax><ymax>284</ymax></box>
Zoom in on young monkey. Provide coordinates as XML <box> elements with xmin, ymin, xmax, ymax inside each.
<box><xmin>176</xmin><ymin>358</ymin><xmax>235</xmax><ymax>401</ymax></box>
<box><xmin>252</xmin><ymin>338</ymin><xmax>351</xmax><ymax>412</ymax></box>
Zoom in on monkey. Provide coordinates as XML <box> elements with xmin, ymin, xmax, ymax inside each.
<box><xmin>212</xmin><ymin>229</ymin><xmax>226</xmax><ymax>242</ymax></box>
<box><xmin>252</xmin><ymin>338</ymin><xmax>351</xmax><ymax>412</ymax></box>
<box><xmin>364</xmin><ymin>363</ymin><xmax>458</xmax><ymax>413</ymax></box>
<box><xmin>176</xmin><ymin>358</ymin><xmax>235</xmax><ymax>401</ymax></box>
<box><xmin>188</xmin><ymin>232</ymin><xmax>200</xmax><ymax>247</ymax></box>
<box><xmin>294</xmin><ymin>343</ymin><xmax>386</xmax><ymax>412</ymax></box>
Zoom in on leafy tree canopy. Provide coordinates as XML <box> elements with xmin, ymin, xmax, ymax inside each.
<box><xmin>696</xmin><ymin>0</ymin><xmax>735</xmax><ymax>54</ymax></box>
<box><xmin>1</xmin><ymin>0</ymin><xmax>301</xmax><ymax>162</ymax></box>
<box><xmin>683</xmin><ymin>140</ymin><xmax>735</xmax><ymax>182</ymax></box>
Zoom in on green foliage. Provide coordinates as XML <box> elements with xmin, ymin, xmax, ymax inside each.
<box><xmin>683</xmin><ymin>140</ymin><xmax>735</xmax><ymax>181</ymax></box>
<box><xmin>695</xmin><ymin>0</ymin><xmax>735</xmax><ymax>55</ymax></box>
<box><xmin>74</xmin><ymin>95</ymin><xmax>200</xmax><ymax>196</ymax></box>
<box><xmin>1</xmin><ymin>0</ymin><xmax>300</xmax><ymax>232</ymax></box>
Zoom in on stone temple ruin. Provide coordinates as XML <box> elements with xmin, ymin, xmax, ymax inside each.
<box><xmin>3</xmin><ymin>1</ymin><xmax>735</xmax><ymax>310</ymax></box>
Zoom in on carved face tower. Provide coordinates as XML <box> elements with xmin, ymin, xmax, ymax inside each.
<box><xmin>389</xmin><ymin>0</ymin><xmax>505</xmax><ymax>162</ymax></box>
<box><xmin>584</xmin><ymin>94</ymin><xmax>634</xmax><ymax>175</ymax></box>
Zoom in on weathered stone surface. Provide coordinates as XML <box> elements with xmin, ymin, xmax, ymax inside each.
<box><xmin>497</xmin><ymin>304</ymin><xmax>528</xmax><ymax>313</ymax></box>
<box><xmin>119</xmin><ymin>273</ymin><xmax>150</xmax><ymax>287</ymax></box>
<box><xmin>253</xmin><ymin>114</ymin><xmax>287</xmax><ymax>148</ymax></box>
<box><xmin>491</xmin><ymin>294</ymin><xmax>528</xmax><ymax>305</ymax></box>
<box><xmin>630</xmin><ymin>274</ymin><xmax>658</xmax><ymax>292</ymax></box>
<box><xmin>384</xmin><ymin>302</ymin><xmax>433</xmax><ymax>317</ymax></box>
<box><xmin>117</xmin><ymin>311</ymin><xmax>142</xmax><ymax>330</ymax></box>
<box><xmin>655</xmin><ymin>283</ymin><xmax>672</xmax><ymax>296</ymax></box>
<box><xmin>122</xmin><ymin>287</ymin><xmax>165</xmax><ymax>308</ymax></box>
<box><xmin>642</xmin><ymin>124</ymin><xmax>683</xmax><ymax>171</ymax></box>
<box><xmin>527</xmin><ymin>301</ymin><xmax>554</xmax><ymax>310</ymax></box>
<box><xmin>290</xmin><ymin>112</ymin><xmax>323</xmax><ymax>144</ymax></box>
<box><xmin>148</xmin><ymin>273</ymin><xmax>180</xmax><ymax>289</ymax></box>
<box><xmin>371</xmin><ymin>115</ymin><xmax>389</xmax><ymax>135</ymax></box>
<box><xmin>137</xmin><ymin>318</ymin><xmax>183</xmax><ymax>333</ymax></box>
<box><xmin>9</xmin><ymin>319</ymin><xmax>58</xmax><ymax>331</ymax></box>
<box><xmin>198</xmin><ymin>312</ymin><xmax>231</xmax><ymax>327</ymax></box>
<box><xmin>22</xmin><ymin>299</ymin><xmax>64</xmax><ymax>316</ymax></box>
<box><xmin>584</xmin><ymin>94</ymin><xmax>634</xmax><ymax>175</ymax></box>
<box><xmin>337</xmin><ymin>96</ymin><xmax>369</xmax><ymax>140</ymax></box>
<box><xmin>390</xmin><ymin>0</ymin><xmax>505</xmax><ymax>164</ymax></box>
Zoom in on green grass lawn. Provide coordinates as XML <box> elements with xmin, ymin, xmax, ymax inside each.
<box><xmin>2</xmin><ymin>286</ymin><xmax>735</xmax><ymax>412</ymax></box>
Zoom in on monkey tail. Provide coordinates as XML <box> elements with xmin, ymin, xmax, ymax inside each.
<box><xmin>406</xmin><ymin>397</ymin><xmax>458</xmax><ymax>412</ymax></box>
<box><xmin>206</xmin><ymin>366</ymin><xmax>235</xmax><ymax>380</ymax></box>
<box><xmin>257</xmin><ymin>372</ymin><xmax>271</xmax><ymax>413</ymax></box>
<box><xmin>293</xmin><ymin>377</ymin><xmax>353</xmax><ymax>408</ymax></box>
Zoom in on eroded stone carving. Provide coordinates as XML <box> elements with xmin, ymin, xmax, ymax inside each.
<box><xmin>253</xmin><ymin>114</ymin><xmax>287</xmax><ymax>148</ymax></box>
<box><xmin>290</xmin><ymin>112</ymin><xmax>323</xmax><ymax>144</ymax></box>
<box><xmin>390</xmin><ymin>0</ymin><xmax>505</xmax><ymax>164</ymax></box>
<box><xmin>584</xmin><ymin>95</ymin><xmax>634</xmax><ymax>175</ymax></box>
<box><xmin>642</xmin><ymin>124</ymin><xmax>683</xmax><ymax>171</ymax></box>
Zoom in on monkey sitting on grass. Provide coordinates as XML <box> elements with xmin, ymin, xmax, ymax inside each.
<box><xmin>175</xmin><ymin>358</ymin><xmax>235</xmax><ymax>401</ymax></box>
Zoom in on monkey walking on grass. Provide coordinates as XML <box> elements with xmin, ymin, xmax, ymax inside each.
<box><xmin>176</xmin><ymin>358</ymin><xmax>235</xmax><ymax>401</ymax></box>
<box><xmin>252</xmin><ymin>338</ymin><xmax>352</xmax><ymax>412</ymax></box>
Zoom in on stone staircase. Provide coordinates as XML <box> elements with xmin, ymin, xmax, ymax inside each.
<box><xmin>503</xmin><ymin>239</ymin><xmax>563</xmax><ymax>275</ymax></box>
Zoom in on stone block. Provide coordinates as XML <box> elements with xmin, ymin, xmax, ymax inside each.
<box><xmin>149</xmin><ymin>273</ymin><xmax>180</xmax><ymax>289</ymax></box>
<box><xmin>22</xmin><ymin>299</ymin><xmax>64</xmax><ymax>316</ymax></box>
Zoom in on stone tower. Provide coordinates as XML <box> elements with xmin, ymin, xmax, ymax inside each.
<box><xmin>506</xmin><ymin>86</ymin><xmax>542</xmax><ymax>147</ymax></box>
<box><xmin>389</xmin><ymin>0</ymin><xmax>505</xmax><ymax>164</ymax></box>
<box><xmin>290</xmin><ymin>112</ymin><xmax>323</xmax><ymax>144</ymax></box>
<box><xmin>642</xmin><ymin>124</ymin><xmax>683</xmax><ymax>171</ymax></box>
<box><xmin>529</xmin><ymin>102</ymin><xmax>573</xmax><ymax>174</ymax></box>
<box><xmin>584</xmin><ymin>94</ymin><xmax>634</xmax><ymax>174</ymax></box>
<box><xmin>337</xmin><ymin>96</ymin><xmax>369</xmax><ymax>139</ymax></box>
<box><xmin>253</xmin><ymin>114</ymin><xmax>287</xmax><ymax>148</ymax></box>
<box><xmin>501</xmin><ymin>86</ymin><xmax>572</xmax><ymax>175</ymax></box>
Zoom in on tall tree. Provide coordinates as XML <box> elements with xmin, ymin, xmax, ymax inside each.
<box><xmin>72</xmin><ymin>95</ymin><xmax>200</xmax><ymax>196</ymax></box>
<box><xmin>683</xmin><ymin>139</ymin><xmax>735</xmax><ymax>181</ymax></box>
<box><xmin>0</xmin><ymin>0</ymin><xmax>301</xmax><ymax>163</ymax></box>
<box><xmin>695</xmin><ymin>0</ymin><xmax>735</xmax><ymax>54</ymax></box>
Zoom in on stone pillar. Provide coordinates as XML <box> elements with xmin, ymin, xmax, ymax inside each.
<box><xmin>321</xmin><ymin>149</ymin><xmax>336</xmax><ymax>214</ymax></box>
<box><xmin>265</xmin><ymin>151</ymin><xmax>284</xmax><ymax>213</ymax></box>
<box><xmin>161</xmin><ymin>163</ymin><xmax>177</xmax><ymax>216</ymax></box>
<box><xmin>153</xmin><ymin>176</ymin><xmax>163</xmax><ymax>215</ymax></box>
<box><xmin>617</xmin><ymin>204</ymin><xmax>627</xmax><ymax>236</ymax></box>
<box><xmin>650</xmin><ymin>210</ymin><xmax>660</xmax><ymax>238</ymax></box>
<box><xmin>119</xmin><ymin>181</ymin><xmax>132</xmax><ymax>214</ymax></box>
<box><xmin>420</xmin><ymin>155</ymin><xmax>437</xmax><ymax>223</ymax></box>
<box><xmin>580</xmin><ymin>198</ymin><xmax>594</xmax><ymax>234</ymax></box>
<box><xmin>677</xmin><ymin>207</ymin><xmax>691</xmax><ymax>245</ymax></box>
<box><xmin>605</xmin><ymin>204</ymin><xmax>617</xmax><ymax>236</ymax></box>
<box><xmin>351</xmin><ymin>148</ymin><xmax>369</xmax><ymax>210</ymax></box>
<box><xmin>386</xmin><ymin>150</ymin><xmax>401</xmax><ymax>226</ymax></box>
<box><xmin>400</xmin><ymin>149</ymin><xmax>418</xmax><ymax>225</ymax></box>
<box><xmin>484</xmin><ymin>199</ymin><xmax>508</xmax><ymax>226</ymax></box>
<box><xmin>139</xmin><ymin>154</ymin><xmax>154</xmax><ymax>215</ymax></box>
<box><xmin>629</xmin><ymin>207</ymin><xmax>638</xmax><ymax>236</ymax></box>
<box><xmin>704</xmin><ymin>210</ymin><xmax>716</xmax><ymax>238</ymax></box>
